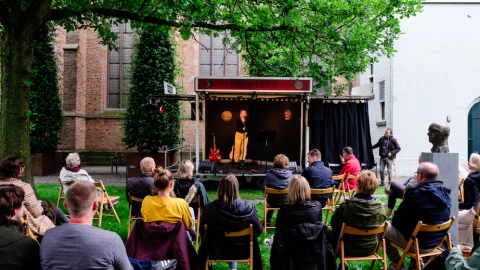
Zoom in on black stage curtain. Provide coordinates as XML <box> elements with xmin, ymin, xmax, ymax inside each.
<box><xmin>309</xmin><ymin>101</ymin><xmax>375</xmax><ymax>169</ymax></box>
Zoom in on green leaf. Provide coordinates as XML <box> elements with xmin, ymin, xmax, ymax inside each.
<box><xmin>181</xmin><ymin>31</ymin><xmax>191</xmax><ymax>40</ymax></box>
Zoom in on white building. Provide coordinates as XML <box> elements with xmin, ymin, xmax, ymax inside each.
<box><xmin>354</xmin><ymin>0</ymin><xmax>480</xmax><ymax>176</ymax></box>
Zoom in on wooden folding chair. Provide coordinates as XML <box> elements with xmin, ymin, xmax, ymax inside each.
<box><xmin>345</xmin><ymin>174</ymin><xmax>358</xmax><ymax>198</ymax></box>
<box><xmin>332</xmin><ymin>174</ymin><xmax>348</xmax><ymax>206</ymax></box>
<box><xmin>391</xmin><ymin>217</ymin><xmax>455</xmax><ymax>270</ymax></box>
<box><xmin>128</xmin><ymin>193</ymin><xmax>143</xmax><ymax>238</ymax></box>
<box><xmin>459</xmin><ymin>178</ymin><xmax>465</xmax><ymax>203</ymax></box>
<box><xmin>192</xmin><ymin>195</ymin><xmax>202</xmax><ymax>251</ymax></box>
<box><xmin>311</xmin><ymin>187</ymin><xmax>335</xmax><ymax>225</ymax></box>
<box><xmin>205</xmin><ymin>224</ymin><xmax>253</xmax><ymax>270</ymax></box>
<box><xmin>263</xmin><ymin>187</ymin><xmax>289</xmax><ymax>234</ymax></box>
<box><xmin>57</xmin><ymin>178</ymin><xmax>77</xmax><ymax>208</ymax></box>
<box><xmin>93</xmin><ymin>180</ymin><xmax>120</xmax><ymax>228</ymax></box>
<box><xmin>20</xmin><ymin>217</ymin><xmax>40</xmax><ymax>245</ymax></box>
<box><xmin>335</xmin><ymin>222</ymin><xmax>389</xmax><ymax>270</ymax></box>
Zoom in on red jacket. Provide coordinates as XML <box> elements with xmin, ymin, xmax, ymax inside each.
<box><xmin>340</xmin><ymin>155</ymin><xmax>361</xmax><ymax>190</ymax></box>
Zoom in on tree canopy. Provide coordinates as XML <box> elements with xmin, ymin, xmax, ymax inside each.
<box><xmin>0</xmin><ymin>0</ymin><xmax>422</xmax><ymax>186</ymax></box>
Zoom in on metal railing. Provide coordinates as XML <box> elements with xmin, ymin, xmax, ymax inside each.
<box><xmin>165</xmin><ymin>144</ymin><xmax>192</xmax><ymax>169</ymax></box>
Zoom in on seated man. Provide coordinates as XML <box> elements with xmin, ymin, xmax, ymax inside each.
<box><xmin>331</xmin><ymin>171</ymin><xmax>386</xmax><ymax>258</ymax></box>
<box><xmin>301</xmin><ymin>149</ymin><xmax>332</xmax><ymax>208</ymax></box>
<box><xmin>423</xmin><ymin>240</ymin><xmax>480</xmax><ymax>270</ymax></box>
<box><xmin>40</xmin><ymin>181</ymin><xmax>133</xmax><ymax>270</ymax></box>
<box><xmin>334</xmin><ymin>146</ymin><xmax>361</xmax><ymax>191</ymax></box>
<box><xmin>0</xmin><ymin>185</ymin><xmax>41</xmax><ymax>270</ymax></box>
<box><xmin>126</xmin><ymin>157</ymin><xmax>158</xmax><ymax>216</ymax></box>
<box><xmin>383</xmin><ymin>162</ymin><xmax>452</xmax><ymax>270</ymax></box>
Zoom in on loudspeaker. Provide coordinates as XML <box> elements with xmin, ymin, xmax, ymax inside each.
<box><xmin>308</xmin><ymin>100</ymin><xmax>323</xmax><ymax>123</ymax></box>
<box><xmin>288</xmin><ymin>161</ymin><xmax>298</xmax><ymax>173</ymax></box>
<box><xmin>198</xmin><ymin>161</ymin><xmax>219</xmax><ymax>173</ymax></box>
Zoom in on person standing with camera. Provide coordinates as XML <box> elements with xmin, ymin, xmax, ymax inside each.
<box><xmin>372</xmin><ymin>128</ymin><xmax>401</xmax><ymax>186</ymax></box>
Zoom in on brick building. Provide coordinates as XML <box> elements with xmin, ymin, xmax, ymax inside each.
<box><xmin>355</xmin><ymin>0</ymin><xmax>480</xmax><ymax>175</ymax></box>
<box><xmin>54</xmin><ymin>24</ymin><xmax>242</xmax><ymax>160</ymax></box>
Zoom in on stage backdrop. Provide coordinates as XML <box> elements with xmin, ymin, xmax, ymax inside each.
<box><xmin>205</xmin><ymin>101</ymin><xmax>302</xmax><ymax>163</ymax></box>
<box><xmin>309</xmin><ymin>101</ymin><xmax>375</xmax><ymax>170</ymax></box>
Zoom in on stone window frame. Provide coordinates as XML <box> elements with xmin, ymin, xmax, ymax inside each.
<box><xmin>199</xmin><ymin>32</ymin><xmax>239</xmax><ymax>77</ymax></box>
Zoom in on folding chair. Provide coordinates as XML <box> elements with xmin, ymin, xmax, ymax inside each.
<box><xmin>475</xmin><ymin>207</ymin><xmax>480</xmax><ymax>244</ymax></box>
<box><xmin>263</xmin><ymin>187</ymin><xmax>289</xmax><ymax>234</ymax></box>
<box><xmin>93</xmin><ymin>180</ymin><xmax>120</xmax><ymax>228</ymax></box>
<box><xmin>459</xmin><ymin>178</ymin><xmax>465</xmax><ymax>203</ymax></box>
<box><xmin>335</xmin><ymin>222</ymin><xmax>389</xmax><ymax>270</ymax></box>
<box><xmin>332</xmin><ymin>174</ymin><xmax>348</xmax><ymax>206</ymax></box>
<box><xmin>57</xmin><ymin>178</ymin><xmax>77</xmax><ymax>208</ymax></box>
<box><xmin>128</xmin><ymin>193</ymin><xmax>143</xmax><ymax>238</ymax></box>
<box><xmin>381</xmin><ymin>159</ymin><xmax>397</xmax><ymax>182</ymax></box>
<box><xmin>311</xmin><ymin>187</ymin><xmax>335</xmax><ymax>225</ymax></box>
<box><xmin>391</xmin><ymin>217</ymin><xmax>455</xmax><ymax>270</ymax></box>
<box><xmin>345</xmin><ymin>174</ymin><xmax>358</xmax><ymax>198</ymax></box>
<box><xmin>192</xmin><ymin>195</ymin><xmax>202</xmax><ymax>251</ymax></box>
<box><xmin>205</xmin><ymin>224</ymin><xmax>253</xmax><ymax>270</ymax></box>
<box><xmin>20</xmin><ymin>217</ymin><xmax>40</xmax><ymax>245</ymax></box>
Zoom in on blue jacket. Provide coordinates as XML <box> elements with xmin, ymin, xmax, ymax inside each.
<box><xmin>459</xmin><ymin>172</ymin><xmax>480</xmax><ymax>211</ymax></box>
<box><xmin>392</xmin><ymin>179</ymin><xmax>451</xmax><ymax>249</ymax></box>
<box><xmin>301</xmin><ymin>161</ymin><xmax>332</xmax><ymax>204</ymax></box>
<box><xmin>264</xmin><ymin>168</ymin><xmax>292</xmax><ymax>208</ymax></box>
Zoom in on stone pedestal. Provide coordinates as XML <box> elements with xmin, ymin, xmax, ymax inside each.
<box><xmin>422</xmin><ymin>152</ymin><xmax>459</xmax><ymax>245</ymax></box>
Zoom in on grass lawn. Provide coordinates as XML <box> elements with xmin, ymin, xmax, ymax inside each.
<box><xmin>36</xmin><ymin>184</ymin><xmax>408</xmax><ymax>270</ymax></box>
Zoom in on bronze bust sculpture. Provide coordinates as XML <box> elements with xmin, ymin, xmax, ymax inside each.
<box><xmin>427</xmin><ymin>122</ymin><xmax>450</xmax><ymax>153</ymax></box>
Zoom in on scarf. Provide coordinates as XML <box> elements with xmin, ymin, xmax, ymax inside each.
<box><xmin>65</xmin><ymin>166</ymin><xmax>82</xmax><ymax>173</ymax></box>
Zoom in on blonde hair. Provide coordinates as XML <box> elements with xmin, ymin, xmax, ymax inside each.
<box><xmin>178</xmin><ymin>160</ymin><xmax>194</xmax><ymax>179</ymax></box>
<box><xmin>287</xmin><ymin>175</ymin><xmax>311</xmax><ymax>205</ymax></box>
<box><xmin>273</xmin><ymin>154</ymin><xmax>289</xmax><ymax>169</ymax></box>
<box><xmin>469</xmin><ymin>153</ymin><xmax>480</xmax><ymax>173</ymax></box>
<box><xmin>356</xmin><ymin>171</ymin><xmax>378</xmax><ymax>195</ymax></box>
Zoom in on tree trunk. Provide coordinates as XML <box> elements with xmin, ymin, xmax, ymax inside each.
<box><xmin>1</xmin><ymin>28</ymin><xmax>37</xmax><ymax>195</ymax></box>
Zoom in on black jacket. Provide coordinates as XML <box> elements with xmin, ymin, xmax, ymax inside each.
<box><xmin>301</xmin><ymin>161</ymin><xmax>332</xmax><ymax>205</ymax></box>
<box><xmin>198</xmin><ymin>199</ymin><xmax>262</xmax><ymax>270</ymax></box>
<box><xmin>0</xmin><ymin>220</ymin><xmax>41</xmax><ymax>270</ymax></box>
<box><xmin>392</xmin><ymin>179</ymin><xmax>451</xmax><ymax>249</ymax></box>
<box><xmin>459</xmin><ymin>172</ymin><xmax>480</xmax><ymax>211</ymax></box>
<box><xmin>126</xmin><ymin>173</ymin><xmax>158</xmax><ymax>216</ymax></box>
<box><xmin>271</xmin><ymin>222</ymin><xmax>337</xmax><ymax>270</ymax></box>
<box><xmin>372</xmin><ymin>136</ymin><xmax>401</xmax><ymax>160</ymax></box>
<box><xmin>174</xmin><ymin>179</ymin><xmax>210</xmax><ymax>209</ymax></box>
<box><xmin>263</xmin><ymin>168</ymin><xmax>292</xmax><ymax>208</ymax></box>
<box><xmin>276</xmin><ymin>199</ymin><xmax>323</xmax><ymax>227</ymax></box>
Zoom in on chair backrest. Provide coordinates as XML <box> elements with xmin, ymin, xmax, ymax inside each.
<box><xmin>311</xmin><ymin>186</ymin><xmax>335</xmax><ymax>195</ymax></box>
<box><xmin>335</xmin><ymin>222</ymin><xmax>389</xmax><ymax>256</ymax></box>
<box><xmin>58</xmin><ymin>177</ymin><xmax>77</xmax><ymax>187</ymax></box>
<box><xmin>128</xmin><ymin>193</ymin><xmax>144</xmax><ymax>217</ymax></box>
<box><xmin>192</xmin><ymin>195</ymin><xmax>200</xmax><ymax>204</ymax></box>
<box><xmin>93</xmin><ymin>180</ymin><xmax>105</xmax><ymax>190</ymax></box>
<box><xmin>411</xmin><ymin>217</ymin><xmax>455</xmax><ymax>249</ymax></box>
<box><xmin>224</xmin><ymin>224</ymin><xmax>253</xmax><ymax>241</ymax></box>
<box><xmin>346</xmin><ymin>174</ymin><xmax>358</xmax><ymax>180</ymax></box>
<box><xmin>332</xmin><ymin>174</ymin><xmax>346</xmax><ymax>182</ymax></box>
<box><xmin>264</xmin><ymin>187</ymin><xmax>289</xmax><ymax>197</ymax></box>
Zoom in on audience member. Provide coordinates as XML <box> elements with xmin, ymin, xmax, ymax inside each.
<box><xmin>336</xmin><ymin>146</ymin><xmax>361</xmax><ymax>191</ymax></box>
<box><xmin>173</xmin><ymin>160</ymin><xmax>209</xmax><ymax>210</ymax></box>
<box><xmin>0</xmin><ymin>185</ymin><xmax>41</xmax><ymax>270</ymax></box>
<box><xmin>331</xmin><ymin>171</ymin><xmax>386</xmax><ymax>257</ymax></box>
<box><xmin>270</xmin><ymin>175</ymin><xmax>337</xmax><ymax>269</ymax></box>
<box><xmin>423</xmin><ymin>240</ymin><xmax>480</xmax><ymax>270</ymax></box>
<box><xmin>0</xmin><ymin>156</ymin><xmax>69</xmax><ymax>235</ymax></box>
<box><xmin>40</xmin><ymin>181</ymin><xmax>132</xmax><ymax>269</ymax></box>
<box><xmin>372</xmin><ymin>127</ymin><xmax>401</xmax><ymax>186</ymax></box>
<box><xmin>141</xmin><ymin>167</ymin><xmax>194</xmax><ymax>239</ymax></box>
<box><xmin>301</xmin><ymin>149</ymin><xmax>332</xmax><ymax>208</ymax></box>
<box><xmin>263</xmin><ymin>154</ymin><xmax>292</xmax><ymax>224</ymax></box>
<box><xmin>126</xmin><ymin>157</ymin><xmax>158</xmax><ymax>216</ymax></box>
<box><xmin>383</xmin><ymin>154</ymin><xmax>421</xmax><ymax>218</ymax></box>
<box><xmin>458</xmin><ymin>153</ymin><xmax>480</xmax><ymax>244</ymax></box>
<box><xmin>383</xmin><ymin>162</ymin><xmax>451</xmax><ymax>270</ymax></box>
<box><xmin>198</xmin><ymin>174</ymin><xmax>262</xmax><ymax>270</ymax></box>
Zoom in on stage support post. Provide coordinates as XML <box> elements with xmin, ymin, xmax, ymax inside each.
<box><xmin>195</xmin><ymin>94</ymin><xmax>200</xmax><ymax>172</ymax></box>
<box><xmin>422</xmin><ymin>152</ymin><xmax>459</xmax><ymax>246</ymax></box>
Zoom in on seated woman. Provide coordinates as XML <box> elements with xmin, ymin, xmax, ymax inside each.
<box><xmin>141</xmin><ymin>166</ymin><xmax>194</xmax><ymax>238</ymax></box>
<box><xmin>0</xmin><ymin>156</ymin><xmax>69</xmax><ymax>235</ymax></box>
<box><xmin>59</xmin><ymin>153</ymin><xmax>95</xmax><ymax>194</ymax></box>
<box><xmin>271</xmin><ymin>175</ymin><xmax>337</xmax><ymax>269</ymax></box>
<box><xmin>173</xmin><ymin>160</ymin><xmax>209</xmax><ymax>210</ymax></box>
<box><xmin>458</xmin><ymin>153</ymin><xmax>480</xmax><ymax>244</ymax></box>
<box><xmin>331</xmin><ymin>170</ymin><xmax>386</xmax><ymax>257</ymax></box>
<box><xmin>199</xmin><ymin>174</ymin><xmax>262</xmax><ymax>270</ymax></box>
<box><xmin>0</xmin><ymin>185</ymin><xmax>41</xmax><ymax>270</ymax></box>
<box><xmin>423</xmin><ymin>241</ymin><xmax>480</xmax><ymax>270</ymax></box>
<box><xmin>263</xmin><ymin>154</ymin><xmax>292</xmax><ymax>224</ymax></box>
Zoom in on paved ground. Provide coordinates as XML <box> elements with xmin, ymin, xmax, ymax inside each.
<box><xmin>35</xmin><ymin>166</ymin><xmax>411</xmax><ymax>188</ymax></box>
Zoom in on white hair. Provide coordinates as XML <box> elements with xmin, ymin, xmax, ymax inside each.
<box><xmin>66</xmin><ymin>153</ymin><xmax>80</xmax><ymax>167</ymax></box>
<box><xmin>140</xmin><ymin>157</ymin><xmax>155</xmax><ymax>173</ymax></box>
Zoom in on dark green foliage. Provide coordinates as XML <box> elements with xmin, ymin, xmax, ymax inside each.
<box><xmin>123</xmin><ymin>27</ymin><xmax>181</xmax><ymax>153</ymax></box>
<box><xmin>30</xmin><ymin>24</ymin><xmax>64</xmax><ymax>153</ymax></box>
